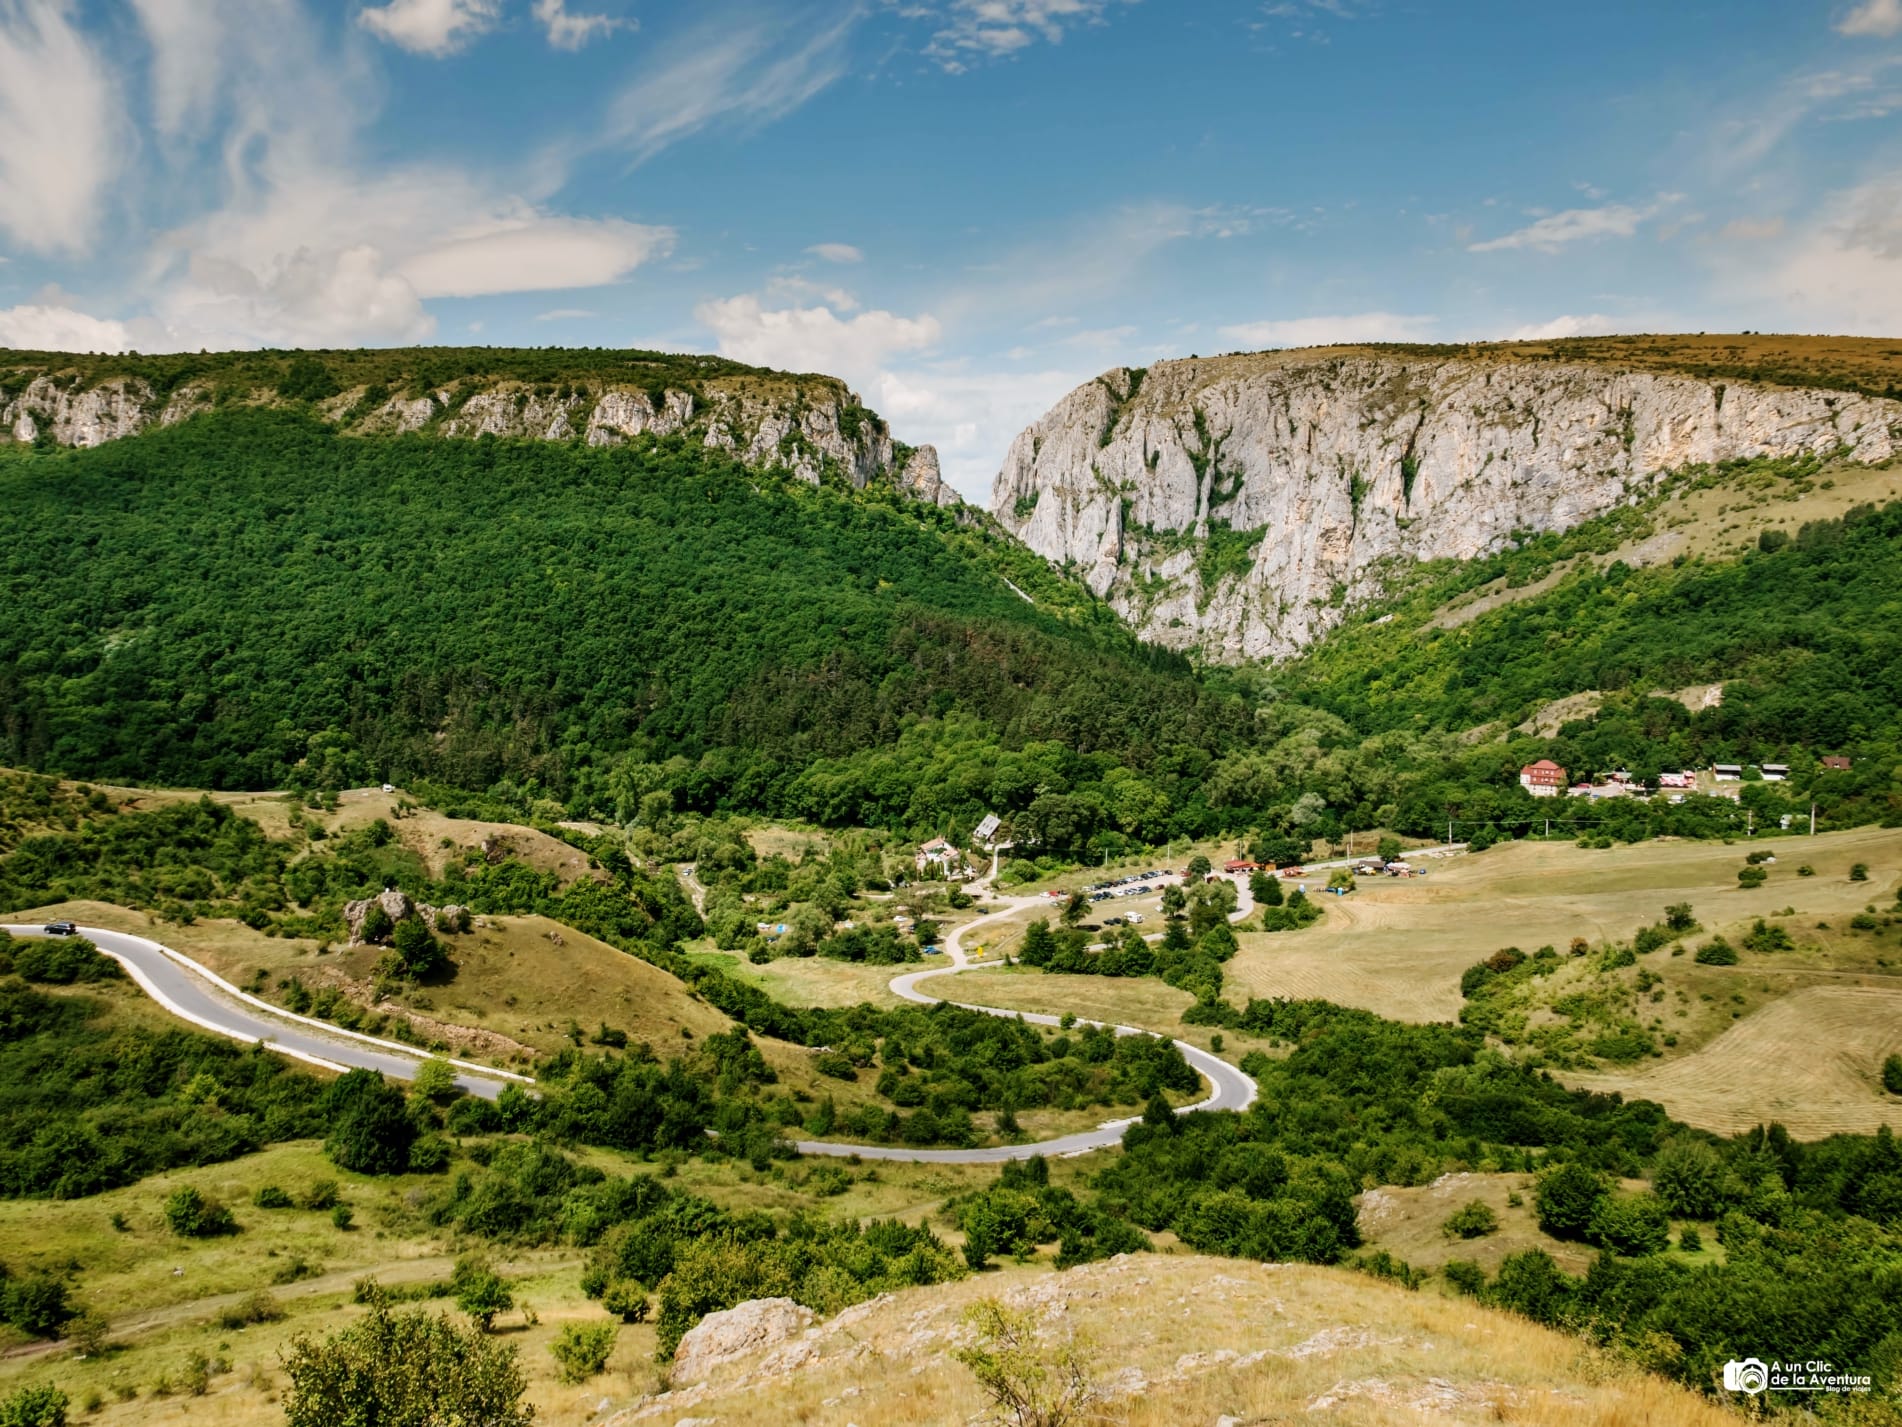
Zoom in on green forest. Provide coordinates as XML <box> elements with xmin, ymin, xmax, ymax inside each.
<box><xmin>4</xmin><ymin>413</ymin><xmax>1899</xmax><ymax>854</ymax></box>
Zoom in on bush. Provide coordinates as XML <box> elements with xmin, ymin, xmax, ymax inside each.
<box><xmin>253</xmin><ymin>1185</ymin><xmax>293</xmax><ymax>1209</ymax></box>
<box><xmin>1693</xmin><ymin>938</ymin><xmax>1738</xmax><ymax>966</ymax></box>
<box><xmin>1677</xmin><ymin>1226</ymin><xmax>1703</xmax><ymax>1253</ymax></box>
<box><xmin>452</xmin><ymin>1258</ymin><xmax>514</xmax><ymax>1332</ymax></box>
<box><xmin>1587</xmin><ymin>1192</ymin><xmax>1671</xmax><ymax>1255</ymax></box>
<box><xmin>410</xmin><ymin>1059</ymin><xmax>460</xmax><ymax>1103</ymax></box>
<box><xmin>215</xmin><ymin>1291</ymin><xmax>284</xmax><ymax>1330</ymax></box>
<box><xmin>302</xmin><ymin>1180</ymin><xmax>340</xmax><ymax>1211</ymax></box>
<box><xmin>1443</xmin><ymin>1260</ymin><xmax>1487</xmax><ymax>1297</ymax></box>
<box><xmin>1486</xmin><ymin>1250</ymin><xmax>1572</xmax><ymax>1325</ymax></box>
<box><xmin>600</xmin><ymin>1281</ymin><xmax>650</xmax><ymax>1324</ymax></box>
<box><xmin>1736</xmin><ymin>865</ymin><xmax>1767</xmax><ymax>888</ymax></box>
<box><xmin>1742</xmin><ymin>919</ymin><xmax>1795</xmax><ymax>954</ymax></box>
<box><xmin>0</xmin><ymin>1386</ymin><xmax>67</xmax><ymax>1427</ymax></box>
<box><xmin>549</xmin><ymin>1321</ymin><xmax>617</xmax><ymax>1384</ymax></box>
<box><xmin>0</xmin><ymin>1276</ymin><xmax>71</xmax><ymax>1339</ymax></box>
<box><xmin>162</xmin><ymin>1187</ymin><xmax>236</xmax><ymax>1238</ymax></box>
<box><xmin>1850</xmin><ymin>862</ymin><xmax>1870</xmax><ymax>881</ymax></box>
<box><xmin>1650</xmin><ymin>1140</ymin><xmax>1729</xmax><ymax>1219</ymax></box>
<box><xmin>1442</xmin><ymin>1200</ymin><xmax>1499</xmax><ymax>1239</ymax></box>
<box><xmin>330</xmin><ymin>1204</ymin><xmax>355</xmax><ymax>1231</ymax></box>
<box><xmin>953</xmin><ymin>1299</ymin><xmax>1096</xmax><ymax>1427</ymax></box>
<box><xmin>1883</xmin><ymin>1054</ymin><xmax>1902</xmax><ymax>1097</ymax></box>
<box><xmin>1534</xmin><ymin>1162</ymin><xmax>1607</xmax><ymax>1241</ymax></box>
<box><xmin>281</xmin><ymin>1300</ymin><xmax>531</xmax><ymax>1427</ymax></box>
<box><xmin>322</xmin><ymin>1070</ymin><xmax>418</xmax><ymax>1175</ymax></box>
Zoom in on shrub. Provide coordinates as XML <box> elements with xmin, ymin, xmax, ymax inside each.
<box><xmin>1677</xmin><ymin>1226</ymin><xmax>1703</xmax><ymax>1253</ymax></box>
<box><xmin>410</xmin><ymin>1059</ymin><xmax>459</xmax><ymax>1103</ymax></box>
<box><xmin>600</xmin><ymin>1281</ymin><xmax>650</xmax><ymax>1324</ymax></box>
<box><xmin>1534</xmin><ymin>1162</ymin><xmax>1607</xmax><ymax>1241</ymax></box>
<box><xmin>1693</xmin><ymin>938</ymin><xmax>1738</xmax><ymax>966</ymax></box>
<box><xmin>1442</xmin><ymin>1201</ymin><xmax>1499</xmax><ymax>1239</ymax></box>
<box><xmin>215</xmin><ymin>1291</ymin><xmax>284</xmax><ymax>1330</ymax></box>
<box><xmin>281</xmin><ymin>1300</ymin><xmax>531</xmax><ymax>1427</ymax></box>
<box><xmin>302</xmin><ymin>1180</ymin><xmax>340</xmax><ymax>1211</ymax></box>
<box><xmin>1486</xmin><ymin>1250</ymin><xmax>1572</xmax><ymax>1325</ymax></box>
<box><xmin>1742</xmin><ymin>919</ymin><xmax>1795</xmax><ymax>955</ymax></box>
<box><xmin>1883</xmin><ymin>1054</ymin><xmax>1902</xmax><ymax>1097</ymax></box>
<box><xmin>953</xmin><ymin>1299</ymin><xmax>1096</xmax><ymax>1427</ymax></box>
<box><xmin>322</xmin><ymin>1070</ymin><xmax>418</xmax><ymax>1175</ymax></box>
<box><xmin>162</xmin><ymin>1187</ymin><xmax>236</xmax><ymax>1238</ymax></box>
<box><xmin>1587</xmin><ymin>1192</ymin><xmax>1671</xmax><ymax>1255</ymax></box>
<box><xmin>1798</xmin><ymin>864</ymin><xmax>1816</xmax><ymax>877</ymax></box>
<box><xmin>253</xmin><ymin>1185</ymin><xmax>293</xmax><ymax>1209</ymax></box>
<box><xmin>813</xmin><ymin>1051</ymin><xmax>857</xmax><ymax>1081</ymax></box>
<box><xmin>0</xmin><ymin>1275</ymin><xmax>72</xmax><ymax>1339</ymax></box>
<box><xmin>331</xmin><ymin>1205</ymin><xmax>355</xmax><ymax>1231</ymax></box>
<box><xmin>1663</xmin><ymin>903</ymin><xmax>1699</xmax><ymax>933</ymax></box>
<box><xmin>0</xmin><ymin>1386</ymin><xmax>67</xmax><ymax>1427</ymax></box>
<box><xmin>1650</xmin><ymin>1140</ymin><xmax>1729</xmax><ymax>1219</ymax></box>
<box><xmin>1443</xmin><ymin>1260</ymin><xmax>1487</xmax><ymax>1297</ymax></box>
<box><xmin>1850</xmin><ymin>862</ymin><xmax>1870</xmax><ymax>881</ymax></box>
<box><xmin>549</xmin><ymin>1321</ymin><xmax>617</xmax><ymax>1384</ymax></box>
<box><xmin>1736</xmin><ymin>865</ymin><xmax>1767</xmax><ymax>889</ymax></box>
<box><xmin>452</xmin><ymin>1258</ymin><xmax>514</xmax><ymax>1332</ymax></box>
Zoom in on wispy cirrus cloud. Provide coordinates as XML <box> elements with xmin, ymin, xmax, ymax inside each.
<box><xmin>1839</xmin><ymin>0</ymin><xmax>1902</xmax><ymax>38</ymax></box>
<box><xmin>602</xmin><ymin>6</ymin><xmax>857</xmax><ymax>164</ymax></box>
<box><xmin>1467</xmin><ymin>200</ymin><xmax>1671</xmax><ymax>253</ymax></box>
<box><xmin>533</xmin><ymin>0</ymin><xmax>630</xmax><ymax>50</ymax></box>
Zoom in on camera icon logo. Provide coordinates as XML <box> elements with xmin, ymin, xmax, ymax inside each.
<box><xmin>1724</xmin><ymin>1358</ymin><xmax>1770</xmax><ymax>1395</ymax></box>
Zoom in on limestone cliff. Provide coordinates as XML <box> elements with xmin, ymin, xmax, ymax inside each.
<box><xmin>991</xmin><ymin>348</ymin><xmax>1902</xmax><ymax>660</ymax></box>
<box><xmin>0</xmin><ymin>356</ymin><xmax>949</xmax><ymax>500</ymax></box>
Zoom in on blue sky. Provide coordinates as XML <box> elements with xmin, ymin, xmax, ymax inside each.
<box><xmin>5</xmin><ymin>0</ymin><xmax>1902</xmax><ymax>494</ymax></box>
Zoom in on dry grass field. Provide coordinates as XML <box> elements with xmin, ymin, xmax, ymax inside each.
<box><xmin>1227</xmin><ymin>826</ymin><xmax>1900</xmax><ymax>1023</ymax></box>
<box><xmin>614</xmin><ymin>1252</ymin><xmax>1743</xmax><ymax>1427</ymax></box>
<box><xmin>1573</xmin><ymin>985</ymin><xmax>1902</xmax><ymax>1137</ymax></box>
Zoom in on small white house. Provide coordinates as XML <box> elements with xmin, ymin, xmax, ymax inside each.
<box><xmin>1761</xmin><ymin>763</ymin><xmax>1789</xmax><ymax>783</ymax></box>
<box><xmin>915</xmin><ymin>837</ymin><xmax>961</xmax><ymax>875</ymax></box>
<box><xmin>972</xmin><ymin>812</ymin><xmax>1002</xmax><ymax>846</ymax></box>
<box><xmin>1713</xmin><ymin>763</ymin><xmax>1743</xmax><ymax>783</ymax></box>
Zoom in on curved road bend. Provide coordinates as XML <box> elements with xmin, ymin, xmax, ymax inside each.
<box><xmin>796</xmin><ymin>871</ymin><xmax>1262</xmax><ymax>1163</ymax></box>
<box><xmin>1</xmin><ymin>923</ymin><xmax>524</xmax><ymax>1101</ymax></box>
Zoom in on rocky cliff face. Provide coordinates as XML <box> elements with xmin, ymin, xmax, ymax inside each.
<box><xmin>992</xmin><ymin>350</ymin><xmax>1902</xmax><ymax>660</ymax></box>
<box><xmin>0</xmin><ymin>364</ymin><xmax>948</xmax><ymax>500</ymax></box>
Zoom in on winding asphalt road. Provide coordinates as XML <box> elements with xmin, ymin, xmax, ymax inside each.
<box><xmin>794</xmin><ymin>869</ymin><xmax>1263</xmax><ymax>1163</ymax></box>
<box><xmin>1</xmin><ymin>922</ymin><xmax>527</xmax><ymax>1101</ymax></box>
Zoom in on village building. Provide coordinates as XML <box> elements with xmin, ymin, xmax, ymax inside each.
<box><xmin>914</xmin><ymin>837</ymin><xmax>963</xmax><ymax>876</ymax></box>
<box><xmin>1658</xmin><ymin>771</ymin><xmax>1696</xmax><ymax>789</ymax></box>
<box><xmin>1823</xmin><ymin>755</ymin><xmax>1853</xmax><ymax>771</ymax></box>
<box><xmin>1712</xmin><ymin>763</ymin><xmax>1743</xmax><ymax>782</ymax></box>
<box><xmin>972</xmin><ymin>812</ymin><xmax>1002</xmax><ymax>846</ymax></box>
<box><xmin>1761</xmin><ymin>763</ymin><xmax>1789</xmax><ymax>782</ymax></box>
<box><xmin>1519</xmin><ymin>759</ymin><xmax>1566</xmax><ymax>798</ymax></box>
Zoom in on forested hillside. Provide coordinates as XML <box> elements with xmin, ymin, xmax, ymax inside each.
<box><xmin>0</xmin><ymin>411</ymin><xmax>1241</xmax><ymax>840</ymax></box>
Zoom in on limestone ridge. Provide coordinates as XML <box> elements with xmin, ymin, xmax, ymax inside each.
<box><xmin>990</xmin><ymin>350</ymin><xmax>1902</xmax><ymax>661</ymax></box>
<box><xmin>0</xmin><ymin>363</ymin><xmax>951</xmax><ymax>502</ymax></box>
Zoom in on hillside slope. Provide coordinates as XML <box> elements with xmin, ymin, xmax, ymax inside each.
<box><xmin>621</xmin><ymin>1254</ymin><xmax>1742</xmax><ymax>1426</ymax></box>
<box><xmin>992</xmin><ymin>336</ymin><xmax>1902</xmax><ymax>660</ymax></box>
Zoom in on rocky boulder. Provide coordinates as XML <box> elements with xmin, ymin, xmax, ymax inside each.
<box><xmin>671</xmin><ymin>1297</ymin><xmax>816</xmax><ymax>1386</ymax></box>
<box><xmin>342</xmin><ymin>888</ymin><xmax>466</xmax><ymax>946</ymax></box>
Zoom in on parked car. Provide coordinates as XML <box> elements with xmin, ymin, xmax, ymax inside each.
<box><xmin>42</xmin><ymin>920</ymin><xmax>78</xmax><ymax>936</ymax></box>
<box><xmin>1103</xmin><ymin>916</ymin><xmax>1126</xmax><ymax>927</ymax></box>
<box><xmin>1280</xmin><ymin>867</ymin><xmax>1306</xmax><ymax>878</ymax></box>
<box><xmin>1126</xmin><ymin>913</ymin><xmax>1145</xmax><ymax>925</ymax></box>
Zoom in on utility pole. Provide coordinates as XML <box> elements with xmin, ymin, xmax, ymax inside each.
<box><xmin>1746</xmin><ymin>809</ymin><xmax>1753</xmax><ymax>837</ymax></box>
<box><xmin>1810</xmin><ymin>802</ymin><xmax>1817</xmax><ymax>837</ymax></box>
<box><xmin>1448</xmin><ymin>817</ymin><xmax>1454</xmax><ymax>844</ymax></box>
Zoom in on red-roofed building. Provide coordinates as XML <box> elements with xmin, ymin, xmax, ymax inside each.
<box><xmin>1519</xmin><ymin>759</ymin><xmax>1566</xmax><ymax>798</ymax></box>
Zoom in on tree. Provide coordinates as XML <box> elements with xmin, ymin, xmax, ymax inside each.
<box><xmin>1883</xmin><ymin>1054</ymin><xmax>1902</xmax><ymax>1097</ymax></box>
<box><xmin>1258</xmin><ymin>873</ymin><xmax>1284</xmax><ymax>908</ymax></box>
<box><xmin>1059</xmin><ymin>892</ymin><xmax>1088</xmax><ymax>928</ymax></box>
<box><xmin>1486</xmin><ymin>1250</ymin><xmax>1572</xmax><ymax>1326</ymax></box>
<box><xmin>452</xmin><ymin>1258</ymin><xmax>514</xmax><ymax>1332</ymax></box>
<box><xmin>410</xmin><ymin>1058</ymin><xmax>460</xmax><ymax>1103</ymax></box>
<box><xmin>1019</xmin><ymin>920</ymin><xmax>1057</xmax><ymax>968</ymax></box>
<box><xmin>281</xmin><ymin>1298</ymin><xmax>532</xmax><ymax>1427</ymax></box>
<box><xmin>323</xmin><ymin>1069</ymin><xmax>418</xmax><ymax>1176</ymax></box>
<box><xmin>1651</xmin><ymin>1140</ymin><xmax>1730</xmax><ymax>1219</ymax></box>
<box><xmin>1186</xmin><ymin>855</ymin><xmax>1211</xmax><ymax>878</ymax></box>
<box><xmin>1663</xmin><ymin>903</ymin><xmax>1698</xmax><ymax>933</ymax></box>
<box><xmin>953</xmin><ymin>1298</ymin><xmax>1096</xmax><ymax>1427</ymax></box>
<box><xmin>0</xmin><ymin>1386</ymin><xmax>67</xmax><ymax>1427</ymax></box>
<box><xmin>1588</xmin><ymin>1193</ymin><xmax>1671</xmax><ymax>1255</ymax></box>
<box><xmin>1850</xmin><ymin>862</ymin><xmax>1870</xmax><ymax>881</ymax></box>
<box><xmin>600</xmin><ymin>1281</ymin><xmax>649</xmax><ymax>1323</ymax></box>
<box><xmin>549</xmin><ymin>1321</ymin><xmax>617</xmax><ymax>1384</ymax></box>
<box><xmin>1160</xmin><ymin>885</ymin><xmax>1186</xmax><ymax>918</ymax></box>
<box><xmin>1441</xmin><ymin>1201</ymin><xmax>1498</xmax><ymax>1239</ymax></box>
<box><xmin>391</xmin><ymin>918</ymin><xmax>449</xmax><ymax>979</ymax></box>
<box><xmin>1376</xmin><ymin>836</ymin><xmax>1402</xmax><ymax>863</ymax></box>
<box><xmin>162</xmin><ymin>1187</ymin><xmax>236</xmax><ymax>1239</ymax></box>
<box><xmin>359</xmin><ymin>904</ymin><xmax>394</xmax><ymax>944</ymax></box>
<box><xmin>1534</xmin><ymin>1161</ymin><xmax>1608</xmax><ymax>1241</ymax></box>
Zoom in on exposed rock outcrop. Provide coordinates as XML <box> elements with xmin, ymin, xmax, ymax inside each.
<box><xmin>342</xmin><ymin>887</ymin><xmax>466</xmax><ymax>946</ymax></box>
<box><xmin>670</xmin><ymin>1297</ymin><xmax>817</xmax><ymax>1386</ymax></box>
<box><xmin>0</xmin><ymin>363</ymin><xmax>950</xmax><ymax>501</ymax></box>
<box><xmin>992</xmin><ymin>350</ymin><xmax>1902</xmax><ymax>660</ymax></box>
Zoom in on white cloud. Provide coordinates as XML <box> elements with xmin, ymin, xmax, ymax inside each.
<box><xmin>874</xmin><ymin>364</ymin><xmax>1087</xmax><ymax>498</ymax></box>
<box><xmin>1504</xmin><ymin>314</ymin><xmax>1623</xmax><ymax>341</ymax></box>
<box><xmin>1717</xmin><ymin>216</ymin><xmax>1786</xmax><ymax>241</ymax></box>
<box><xmin>925</xmin><ymin>0</ymin><xmax>1129</xmax><ymax>70</ymax></box>
<box><xmin>807</xmin><ymin>242</ymin><xmax>863</xmax><ymax>264</ymax></box>
<box><xmin>0</xmin><ymin>0</ymin><xmax>120</xmax><ymax>255</ymax></box>
<box><xmin>534</xmin><ymin>0</ymin><xmax>628</xmax><ymax>50</ymax></box>
<box><xmin>1724</xmin><ymin>171</ymin><xmax>1902</xmax><ymax>332</ymax></box>
<box><xmin>357</xmin><ymin>0</ymin><xmax>501</xmax><ymax>56</ymax></box>
<box><xmin>696</xmin><ymin>293</ymin><xmax>941</xmax><ymax>393</ymax></box>
<box><xmin>400</xmin><ymin>216</ymin><xmax>672</xmax><ymax>297</ymax></box>
<box><xmin>534</xmin><ymin>307</ymin><xmax>596</xmax><ymax>321</ymax></box>
<box><xmin>0</xmin><ymin>303</ymin><xmax>133</xmax><ymax>352</ymax></box>
<box><xmin>604</xmin><ymin>8</ymin><xmax>856</xmax><ymax>164</ymax></box>
<box><xmin>1467</xmin><ymin>203</ymin><xmax>1653</xmax><ymax>253</ymax></box>
<box><xmin>1216</xmin><ymin>312</ymin><xmax>1435</xmax><ymax>347</ymax></box>
<box><xmin>1839</xmin><ymin>0</ymin><xmax>1902</xmax><ymax>37</ymax></box>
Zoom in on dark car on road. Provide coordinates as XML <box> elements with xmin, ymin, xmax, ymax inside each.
<box><xmin>42</xmin><ymin>921</ymin><xmax>79</xmax><ymax>936</ymax></box>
